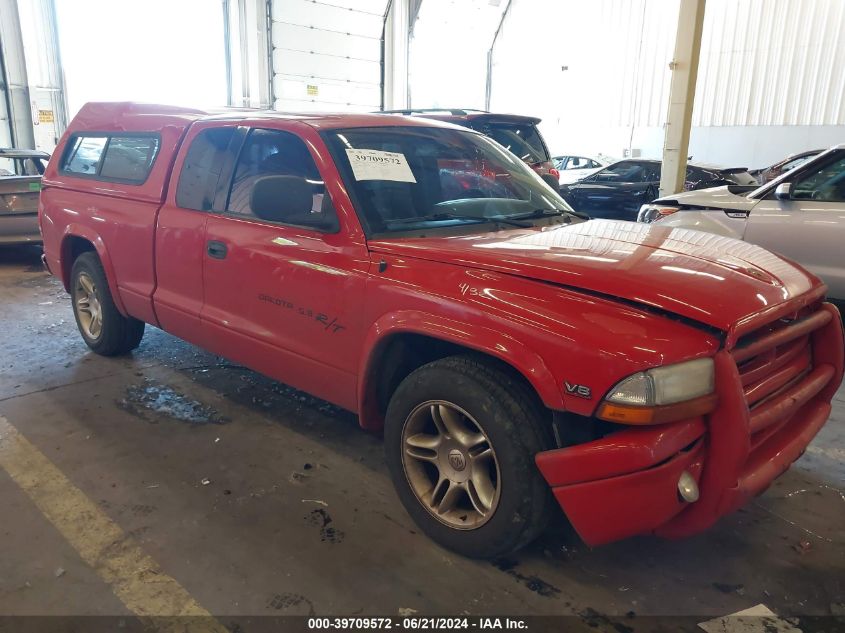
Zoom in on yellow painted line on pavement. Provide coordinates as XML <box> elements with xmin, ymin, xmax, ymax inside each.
<box><xmin>0</xmin><ymin>416</ymin><xmax>227</xmax><ymax>632</ymax></box>
<box><xmin>698</xmin><ymin>604</ymin><xmax>801</xmax><ymax>633</ymax></box>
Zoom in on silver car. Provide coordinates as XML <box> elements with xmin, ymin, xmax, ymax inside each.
<box><xmin>638</xmin><ymin>144</ymin><xmax>845</xmax><ymax>306</ymax></box>
<box><xmin>0</xmin><ymin>148</ymin><xmax>49</xmax><ymax>245</ymax></box>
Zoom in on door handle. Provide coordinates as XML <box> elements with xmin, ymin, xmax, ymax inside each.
<box><xmin>207</xmin><ymin>240</ymin><xmax>228</xmax><ymax>259</ymax></box>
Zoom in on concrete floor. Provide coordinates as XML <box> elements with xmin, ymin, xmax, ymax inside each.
<box><xmin>0</xmin><ymin>245</ymin><xmax>843</xmax><ymax>627</ymax></box>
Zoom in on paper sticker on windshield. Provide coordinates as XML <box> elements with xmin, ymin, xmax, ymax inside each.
<box><xmin>345</xmin><ymin>149</ymin><xmax>416</xmax><ymax>183</ymax></box>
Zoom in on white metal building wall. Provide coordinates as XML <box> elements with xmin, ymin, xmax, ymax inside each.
<box><xmin>694</xmin><ymin>0</ymin><xmax>845</xmax><ymax>126</ymax></box>
<box><xmin>483</xmin><ymin>0</ymin><xmax>845</xmax><ymax>166</ymax></box>
<box><xmin>488</xmin><ymin>0</ymin><xmax>679</xmax><ymax>157</ymax></box>
<box><xmin>270</xmin><ymin>0</ymin><xmax>388</xmax><ymax>111</ymax></box>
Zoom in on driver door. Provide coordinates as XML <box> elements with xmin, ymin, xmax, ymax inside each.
<box><xmin>200</xmin><ymin>126</ymin><xmax>368</xmax><ymax>410</ymax></box>
<box><xmin>745</xmin><ymin>150</ymin><xmax>845</xmax><ymax>301</ymax></box>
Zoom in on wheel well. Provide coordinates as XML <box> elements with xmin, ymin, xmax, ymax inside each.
<box><xmin>60</xmin><ymin>235</ymin><xmax>96</xmax><ymax>289</ymax></box>
<box><xmin>362</xmin><ymin>333</ymin><xmax>547</xmax><ymax>431</ymax></box>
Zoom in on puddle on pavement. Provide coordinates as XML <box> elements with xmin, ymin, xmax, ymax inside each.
<box><xmin>119</xmin><ymin>381</ymin><xmax>228</xmax><ymax>425</ymax></box>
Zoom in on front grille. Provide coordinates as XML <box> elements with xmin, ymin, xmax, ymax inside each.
<box><xmin>731</xmin><ymin>306</ymin><xmax>833</xmax><ymax>444</ymax></box>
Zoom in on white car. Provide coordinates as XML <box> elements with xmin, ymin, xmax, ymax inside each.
<box><xmin>552</xmin><ymin>154</ymin><xmax>615</xmax><ymax>185</ymax></box>
<box><xmin>638</xmin><ymin>145</ymin><xmax>845</xmax><ymax>306</ymax></box>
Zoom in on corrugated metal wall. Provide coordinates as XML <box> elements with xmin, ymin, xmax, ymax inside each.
<box><xmin>488</xmin><ymin>0</ymin><xmax>680</xmax><ymax>153</ymax></box>
<box><xmin>481</xmin><ymin>0</ymin><xmax>845</xmax><ymax>164</ymax></box>
<box><xmin>587</xmin><ymin>0</ymin><xmax>678</xmax><ymax>129</ymax></box>
<box><xmin>491</xmin><ymin>0</ymin><xmax>845</xmax><ymax>127</ymax></box>
<box><xmin>694</xmin><ymin>0</ymin><xmax>845</xmax><ymax>126</ymax></box>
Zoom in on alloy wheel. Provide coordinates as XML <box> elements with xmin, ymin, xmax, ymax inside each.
<box><xmin>74</xmin><ymin>272</ymin><xmax>103</xmax><ymax>340</ymax></box>
<box><xmin>401</xmin><ymin>400</ymin><xmax>501</xmax><ymax>530</ymax></box>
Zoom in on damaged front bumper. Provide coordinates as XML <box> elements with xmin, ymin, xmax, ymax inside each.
<box><xmin>535</xmin><ymin>302</ymin><xmax>844</xmax><ymax>547</ymax></box>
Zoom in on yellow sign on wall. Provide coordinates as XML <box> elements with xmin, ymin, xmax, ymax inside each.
<box><xmin>38</xmin><ymin>110</ymin><xmax>55</xmax><ymax>123</ymax></box>
<box><xmin>306</xmin><ymin>84</ymin><xmax>319</xmax><ymax>97</ymax></box>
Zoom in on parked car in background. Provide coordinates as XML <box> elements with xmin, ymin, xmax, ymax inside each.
<box><xmin>552</xmin><ymin>154</ymin><xmax>615</xmax><ymax>185</ymax></box>
<box><xmin>380</xmin><ymin>108</ymin><xmax>560</xmax><ymax>189</ymax></box>
<box><xmin>0</xmin><ymin>148</ymin><xmax>50</xmax><ymax>245</ymax></box>
<box><xmin>750</xmin><ymin>149</ymin><xmax>822</xmax><ymax>184</ymax></box>
<box><xmin>638</xmin><ymin>145</ymin><xmax>845</xmax><ymax>306</ymax></box>
<box><xmin>40</xmin><ymin>103</ymin><xmax>844</xmax><ymax>557</ymax></box>
<box><xmin>559</xmin><ymin>159</ymin><xmax>757</xmax><ymax>220</ymax></box>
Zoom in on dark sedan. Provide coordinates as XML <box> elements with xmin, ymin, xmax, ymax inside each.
<box><xmin>559</xmin><ymin>159</ymin><xmax>757</xmax><ymax>220</ymax></box>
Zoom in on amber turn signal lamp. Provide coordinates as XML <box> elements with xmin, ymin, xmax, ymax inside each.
<box><xmin>596</xmin><ymin>393</ymin><xmax>718</xmax><ymax>425</ymax></box>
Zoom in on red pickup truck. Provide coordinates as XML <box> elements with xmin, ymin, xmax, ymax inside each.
<box><xmin>39</xmin><ymin>103</ymin><xmax>844</xmax><ymax>558</ymax></box>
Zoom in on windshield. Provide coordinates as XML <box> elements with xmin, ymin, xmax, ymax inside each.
<box><xmin>475</xmin><ymin>122</ymin><xmax>549</xmax><ymax>164</ymax></box>
<box><xmin>721</xmin><ymin>170</ymin><xmax>758</xmax><ymax>186</ymax></box>
<box><xmin>324</xmin><ymin>126</ymin><xmax>573</xmax><ymax>235</ymax></box>
<box><xmin>0</xmin><ymin>156</ymin><xmax>46</xmax><ymax>177</ymax></box>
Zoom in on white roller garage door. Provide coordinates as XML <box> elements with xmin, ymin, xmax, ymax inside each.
<box><xmin>271</xmin><ymin>0</ymin><xmax>389</xmax><ymax>112</ymax></box>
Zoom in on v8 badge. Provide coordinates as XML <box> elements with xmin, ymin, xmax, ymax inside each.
<box><xmin>564</xmin><ymin>382</ymin><xmax>592</xmax><ymax>399</ymax></box>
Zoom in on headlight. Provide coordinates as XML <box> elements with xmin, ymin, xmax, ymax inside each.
<box><xmin>597</xmin><ymin>358</ymin><xmax>717</xmax><ymax>425</ymax></box>
<box><xmin>638</xmin><ymin>204</ymin><xmax>680</xmax><ymax>223</ymax></box>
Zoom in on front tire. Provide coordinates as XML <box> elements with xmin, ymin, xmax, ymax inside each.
<box><xmin>384</xmin><ymin>356</ymin><xmax>553</xmax><ymax>558</ymax></box>
<box><xmin>70</xmin><ymin>252</ymin><xmax>145</xmax><ymax>356</ymax></box>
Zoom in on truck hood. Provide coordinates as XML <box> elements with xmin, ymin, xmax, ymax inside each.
<box><xmin>369</xmin><ymin>219</ymin><xmax>821</xmax><ymax>331</ymax></box>
<box><xmin>655</xmin><ymin>185</ymin><xmax>760</xmax><ymax>212</ymax></box>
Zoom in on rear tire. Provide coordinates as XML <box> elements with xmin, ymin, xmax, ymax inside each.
<box><xmin>384</xmin><ymin>355</ymin><xmax>553</xmax><ymax>558</ymax></box>
<box><xmin>70</xmin><ymin>252</ymin><xmax>145</xmax><ymax>356</ymax></box>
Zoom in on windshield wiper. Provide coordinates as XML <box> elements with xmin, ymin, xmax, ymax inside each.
<box><xmin>497</xmin><ymin>208</ymin><xmax>571</xmax><ymax>222</ymax></box>
<box><xmin>510</xmin><ymin>207</ymin><xmax>591</xmax><ymax>221</ymax></box>
<box><xmin>498</xmin><ymin>209</ymin><xmax>590</xmax><ymax>224</ymax></box>
<box><xmin>386</xmin><ymin>212</ymin><xmax>531</xmax><ymax>228</ymax></box>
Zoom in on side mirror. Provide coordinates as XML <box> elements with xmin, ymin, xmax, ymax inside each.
<box><xmin>250</xmin><ymin>175</ymin><xmax>336</xmax><ymax>229</ymax></box>
<box><xmin>774</xmin><ymin>182</ymin><xmax>793</xmax><ymax>201</ymax></box>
